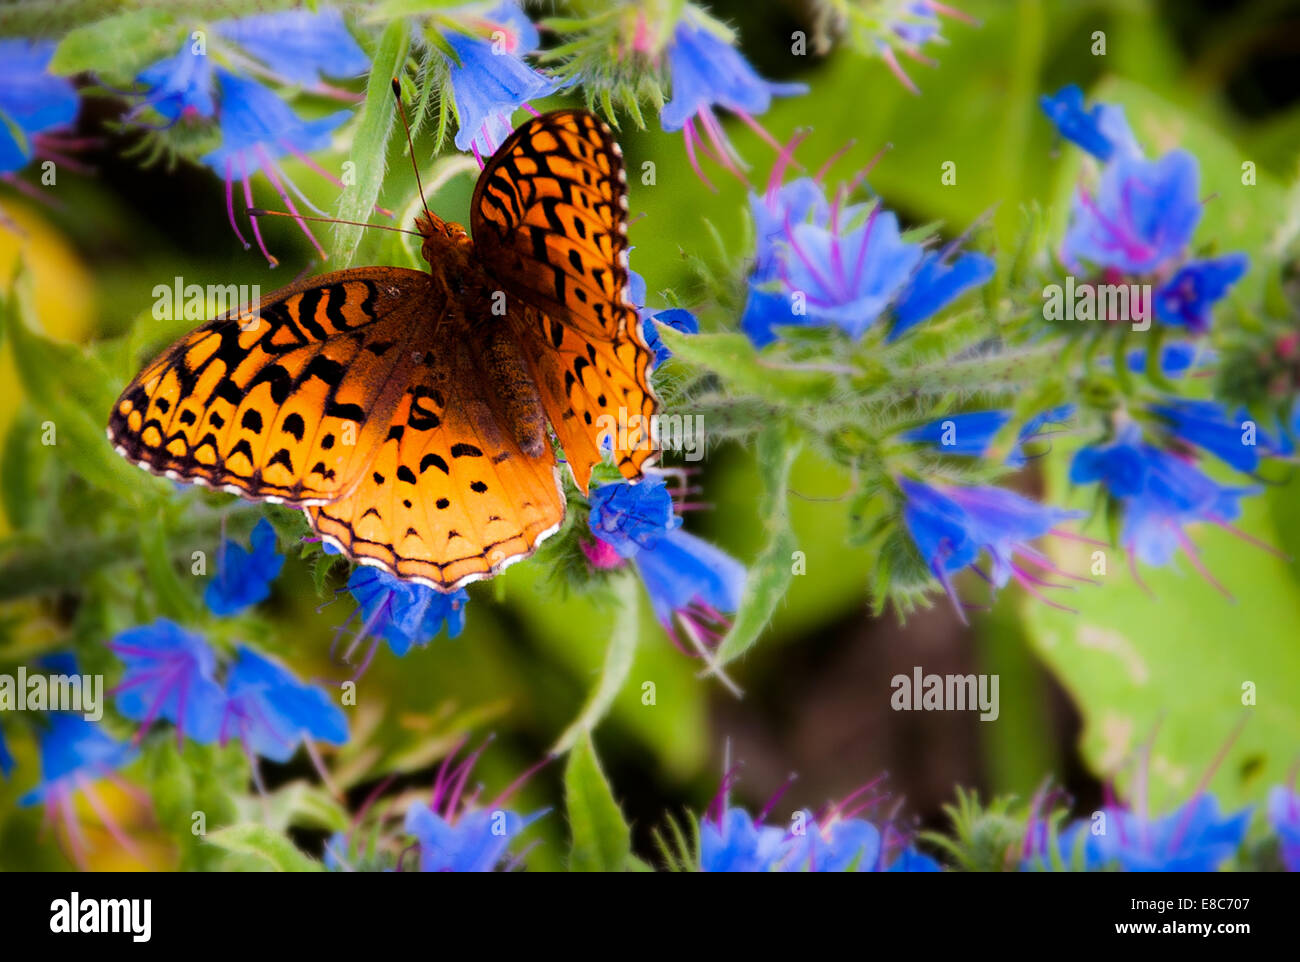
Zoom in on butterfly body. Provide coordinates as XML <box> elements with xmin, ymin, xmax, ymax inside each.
<box><xmin>109</xmin><ymin>110</ymin><xmax>658</xmax><ymax>592</ymax></box>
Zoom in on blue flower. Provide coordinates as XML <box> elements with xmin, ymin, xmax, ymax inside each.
<box><xmin>660</xmin><ymin>13</ymin><xmax>805</xmax><ymax>185</ymax></box>
<box><xmin>785</xmin><ymin>207</ymin><xmax>923</xmax><ymax>339</ymax></box>
<box><xmin>1070</xmin><ymin>424</ymin><xmax>1255</xmax><ymax>573</ymax></box>
<box><xmin>900</xmin><ymin>477</ymin><xmax>1083</xmax><ymax>618</ymax></box>
<box><xmin>875</xmin><ymin>1</ymin><xmax>978</xmax><ymax>94</ymax></box>
<box><xmin>1062</xmin><ymin>150</ymin><xmax>1201</xmax><ymax>275</ymax></box>
<box><xmin>1153</xmin><ymin>254</ymin><xmax>1249</xmax><ymax>334</ymax></box>
<box><xmin>216</xmin><ymin>9</ymin><xmax>368</xmax><ymax>88</ymax></box>
<box><xmin>0</xmin><ymin>725</ymin><xmax>13</xmax><ymax>778</ymax></box>
<box><xmin>740</xmin><ymin>176</ymin><xmax>835</xmax><ymax>346</ymax></box>
<box><xmin>441</xmin><ymin>2</ymin><xmax>555</xmax><ymax>157</ymax></box>
<box><xmin>1124</xmin><ymin>342</ymin><xmax>1202</xmax><ymax>378</ymax></box>
<box><xmin>628</xmin><ymin>266</ymin><xmax>700</xmax><ymax>366</ymax></box>
<box><xmin>109</xmin><ymin>619</ymin><xmax>226</xmax><ymax>744</ymax></box>
<box><xmin>793</xmin><ymin>813</ymin><xmax>884</xmax><ymax>871</ymax></box>
<box><xmin>746</xmin><ymin>202</ymin><xmax>923</xmax><ymax>342</ymax></box>
<box><xmin>347</xmin><ymin>566</ymin><xmax>468</xmax><ymax>656</ymax></box>
<box><xmin>904</xmin><ymin>405</ymin><xmax>1073</xmax><ymax>466</ymax></box>
<box><xmin>133</xmin><ymin>44</ymin><xmax>216</xmax><ymax>122</ymax></box>
<box><xmin>660</xmin><ymin>16</ymin><xmax>806</xmax><ymax>132</ymax></box>
<box><xmin>887</xmin><ymin>846</ymin><xmax>942</xmax><ymax>871</ymax></box>
<box><xmin>642</xmin><ymin>308</ymin><xmax>699</xmax><ymax>366</ymax></box>
<box><xmin>1039</xmin><ymin>84</ymin><xmax>1141</xmax><ymax>163</ymax></box>
<box><xmin>204</xmin><ymin>518</ymin><xmax>285</xmax><ymax>616</ymax></box>
<box><xmin>699</xmin><ymin>807</ymin><xmax>797</xmax><ymax>872</ymax></box>
<box><xmin>0</xmin><ymin>40</ymin><xmax>79</xmax><ymax>175</ymax></box>
<box><xmin>1268</xmin><ymin>787</ymin><xmax>1300</xmax><ymax>872</ymax></box>
<box><xmin>402</xmin><ymin>741</ymin><xmax>545</xmax><ymax>871</ymax></box>
<box><xmin>587</xmin><ymin>478</ymin><xmax>746</xmax><ymax>638</ymax></box>
<box><xmin>18</xmin><ymin>713</ymin><xmax>134</xmax><ymax>808</ymax></box>
<box><xmin>1051</xmin><ymin>796</ymin><xmax>1250</xmax><ymax>872</ymax></box>
<box><xmin>404</xmin><ymin>806</ymin><xmax>539</xmax><ymax>872</ymax></box>
<box><xmin>588</xmin><ymin>478</ymin><xmax>677</xmax><ymax>557</ymax></box>
<box><xmin>220</xmin><ymin>646</ymin><xmax>348</xmax><ymax>762</ymax></box>
<box><xmin>201</xmin><ymin>70</ymin><xmax>353</xmax><ymax>264</ymax></box>
<box><xmin>1147</xmin><ymin>398</ymin><xmax>1272</xmax><ymax>474</ymax></box>
<box><xmin>890</xmin><ymin>248</ymin><xmax>995</xmax><ymax>339</ymax></box>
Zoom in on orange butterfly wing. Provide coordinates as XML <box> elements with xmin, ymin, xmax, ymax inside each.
<box><xmin>306</xmin><ymin>323</ymin><xmax>565</xmax><ymax>590</ymax></box>
<box><xmin>470</xmin><ymin>109</ymin><xmax>658</xmax><ymax>493</ymax></box>
<box><xmin>108</xmin><ymin>270</ymin><xmax>427</xmax><ymax>504</ymax></box>
<box><xmin>109</xmin><ymin>266</ymin><xmax>566</xmax><ymax>592</ymax></box>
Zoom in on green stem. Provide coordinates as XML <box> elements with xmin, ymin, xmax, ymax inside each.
<box><xmin>880</xmin><ymin>343</ymin><xmax>1067</xmax><ymax>398</ymax></box>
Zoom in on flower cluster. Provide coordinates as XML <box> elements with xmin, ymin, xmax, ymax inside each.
<box><xmin>741</xmin><ymin>161</ymin><xmax>994</xmax><ymax>347</ymax></box>
<box><xmin>110</xmin><ymin>619</ymin><xmax>347</xmax><ymax>764</ymax></box>
<box><xmin>1041</xmin><ymin>85</ymin><xmax>1249</xmax><ymax>334</ymax></box>
<box><xmin>812</xmin><ymin>1</ymin><xmax>979</xmax><ymax>95</ymax></box>
<box><xmin>0</xmin><ymin>40</ymin><xmax>80</xmax><ymax>187</ymax></box>
<box><xmin>127</xmin><ymin>9</ymin><xmax>368</xmax><ymax>264</ymax></box>
<box><xmin>1024</xmin><ymin>791</ymin><xmax>1251</xmax><ymax>872</ymax></box>
<box><xmin>585</xmin><ymin>475</ymin><xmax>745</xmax><ymax>652</ymax></box>
<box><xmin>325</xmin><ymin>741</ymin><xmax>544</xmax><ymax>872</ymax></box>
<box><xmin>698</xmin><ymin>773</ymin><xmax>938</xmax><ymax>872</ymax></box>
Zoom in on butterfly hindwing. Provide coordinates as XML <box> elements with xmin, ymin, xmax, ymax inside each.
<box><xmin>109</xmin><ymin>268</ymin><xmax>434</xmax><ymax>504</ymax></box>
<box><xmin>307</xmin><ymin>326</ymin><xmax>565</xmax><ymax>591</ymax></box>
<box><xmin>471</xmin><ymin>109</ymin><xmax>658</xmax><ymax>492</ymax></box>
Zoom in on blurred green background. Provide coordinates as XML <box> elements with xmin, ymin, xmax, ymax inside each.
<box><xmin>1</xmin><ymin>0</ymin><xmax>1298</xmax><ymax>869</ymax></box>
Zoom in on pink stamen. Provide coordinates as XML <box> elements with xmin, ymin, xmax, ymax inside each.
<box><xmin>782</xmin><ymin>209</ymin><xmax>837</xmax><ymax>299</ymax></box>
<box><xmin>1011</xmin><ymin>565</ymin><xmax>1079</xmax><ymax>613</ymax></box>
<box><xmin>931</xmin><ymin>558</ymin><xmax>968</xmax><ymax>625</ymax></box>
<box><xmin>282</xmin><ymin>141</ymin><xmax>347</xmax><ymax>188</ymax></box>
<box><xmin>927</xmin><ymin>0</ymin><xmax>979</xmax><ymax>24</ymax></box>
<box><xmin>1214</xmin><ymin>520</ymin><xmax>1290</xmax><ymax>560</ymax></box>
<box><xmin>224</xmin><ymin>159</ymin><xmax>251</xmax><ymax>250</ymax></box>
<box><xmin>80</xmin><ymin>782</ymin><xmax>146</xmax><ymax>863</ymax></box>
<box><xmin>57</xmin><ymin>789</ymin><xmax>90</xmax><ymax>869</ymax></box>
<box><xmin>850</xmin><ymin>203</ymin><xmax>883</xmax><ymax>293</ymax></box>
<box><xmin>766</xmin><ymin>130</ymin><xmax>809</xmax><ymax>203</ymax></box>
<box><xmin>241</xmin><ymin>170</ymin><xmax>278</xmax><ymax>267</ymax></box>
<box><xmin>697</xmin><ymin>107</ymin><xmax>751</xmax><ymax>187</ymax></box>
<box><xmin>880</xmin><ymin>46</ymin><xmax>920</xmax><ymax>94</ymax></box>
<box><xmin>257</xmin><ymin>146</ymin><xmax>327</xmax><ymax>260</ymax></box>
<box><xmin>487</xmin><ymin>755</ymin><xmax>552</xmax><ymax>810</ymax></box>
<box><xmin>732</xmin><ymin>108</ymin><xmax>790</xmax><ymax>157</ymax></box>
<box><xmin>681</xmin><ymin>119</ymin><xmax>717</xmax><ymax>192</ymax></box>
<box><xmin>814</xmin><ymin>139</ymin><xmax>857</xmax><ymax>185</ymax></box>
<box><xmin>1172</xmin><ymin>525</ymin><xmax>1233</xmax><ymax>599</ymax></box>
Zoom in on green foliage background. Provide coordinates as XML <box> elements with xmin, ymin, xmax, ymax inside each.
<box><xmin>0</xmin><ymin>0</ymin><xmax>1297</xmax><ymax>870</ymax></box>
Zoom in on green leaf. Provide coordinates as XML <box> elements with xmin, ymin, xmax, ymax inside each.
<box><xmin>552</xmin><ymin>570</ymin><xmax>639</xmax><ymax>754</ymax></box>
<box><xmin>1019</xmin><ymin>447</ymin><xmax>1300</xmax><ymax>812</ymax></box>
<box><xmin>49</xmin><ymin>11</ymin><xmax>184</xmax><ymax>82</ymax></box>
<box><xmin>331</xmin><ymin>18</ymin><xmax>410</xmax><ymax>267</ymax></box>
<box><xmin>564</xmin><ymin>733</ymin><xmax>632</xmax><ymax>872</ymax></box>
<box><xmin>139</xmin><ymin>518</ymin><xmax>201</xmax><ymax>621</ymax></box>
<box><xmin>206</xmin><ymin>823</ymin><xmax>323</xmax><ymax>872</ymax></box>
<box><xmin>717</xmin><ymin>427</ymin><xmax>800</xmax><ymax>664</ymax></box>
<box><xmin>2</xmin><ymin>269</ymin><xmax>150</xmax><ymax>507</ymax></box>
<box><xmin>656</xmin><ymin>328</ymin><xmax>837</xmax><ymax>403</ymax></box>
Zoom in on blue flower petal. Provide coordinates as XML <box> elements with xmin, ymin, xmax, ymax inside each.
<box><xmin>222</xmin><ymin>646</ymin><xmax>348</xmax><ymax>762</ymax></box>
<box><xmin>204</xmin><ymin>518</ymin><xmax>285</xmax><ymax>616</ymax></box>
<box><xmin>216</xmin><ymin>9</ymin><xmax>368</xmax><ymax>87</ymax></box>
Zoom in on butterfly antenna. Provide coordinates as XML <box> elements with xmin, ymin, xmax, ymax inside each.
<box><xmin>247</xmin><ymin>208</ymin><xmax>423</xmax><ymax>237</ymax></box>
<box><xmin>391</xmin><ymin>78</ymin><xmax>435</xmax><ymax>227</ymax></box>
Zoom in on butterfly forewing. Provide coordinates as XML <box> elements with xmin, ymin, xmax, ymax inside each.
<box><xmin>109</xmin><ymin>270</ymin><xmax>430</xmax><ymax>504</ymax></box>
<box><xmin>471</xmin><ymin>110</ymin><xmax>659</xmax><ymax>492</ymax></box>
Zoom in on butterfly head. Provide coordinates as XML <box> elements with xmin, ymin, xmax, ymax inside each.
<box><xmin>415</xmin><ymin>210</ymin><xmax>473</xmax><ymax>272</ymax></box>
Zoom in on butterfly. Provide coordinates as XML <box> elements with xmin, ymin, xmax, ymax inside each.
<box><xmin>108</xmin><ymin>109</ymin><xmax>658</xmax><ymax>592</ymax></box>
